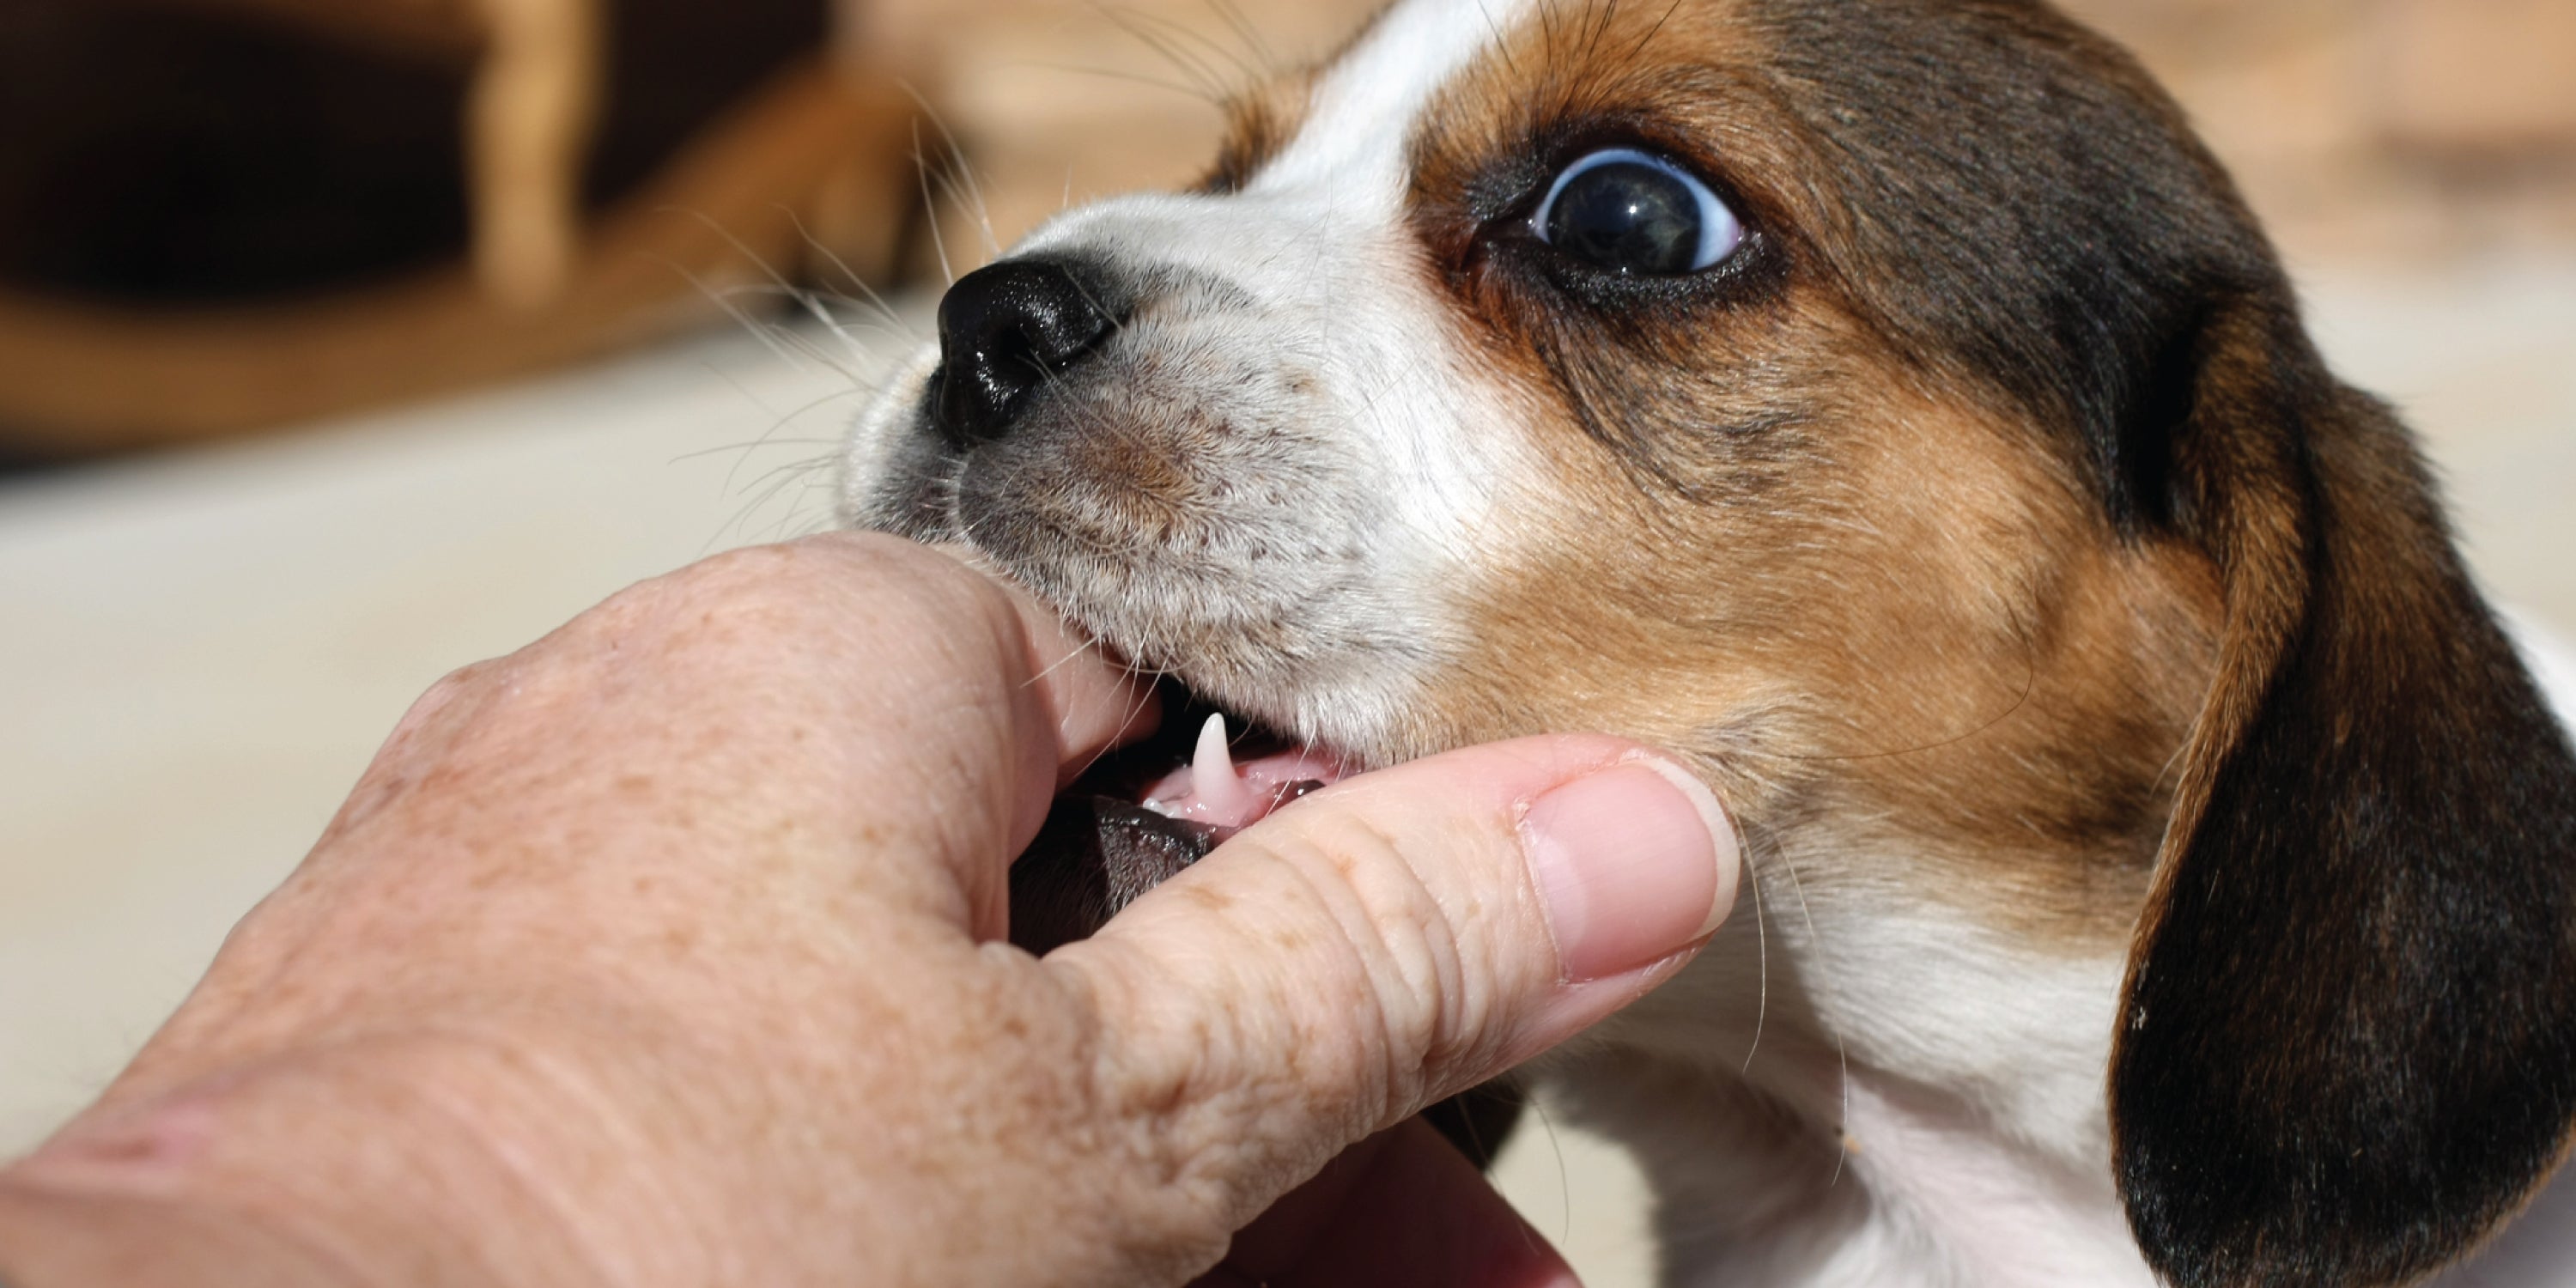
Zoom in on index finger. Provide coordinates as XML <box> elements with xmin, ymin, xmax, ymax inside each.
<box><xmin>914</xmin><ymin>544</ymin><xmax>1164</xmax><ymax>785</ymax></box>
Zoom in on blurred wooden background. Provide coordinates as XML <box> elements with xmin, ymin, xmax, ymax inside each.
<box><xmin>0</xmin><ymin>0</ymin><xmax>2567</xmax><ymax>453</ymax></box>
<box><xmin>0</xmin><ymin>0</ymin><xmax>912</xmax><ymax>453</ymax></box>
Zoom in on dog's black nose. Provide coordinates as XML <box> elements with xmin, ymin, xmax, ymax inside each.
<box><xmin>933</xmin><ymin>258</ymin><xmax>1114</xmax><ymax>446</ymax></box>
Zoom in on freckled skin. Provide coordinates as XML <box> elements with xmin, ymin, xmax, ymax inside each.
<box><xmin>5</xmin><ymin>532</ymin><xmax>1728</xmax><ymax>1288</ymax></box>
<box><xmin>32</xmin><ymin>539</ymin><xmax>1198</xmax><ymax>1287</ymax></box>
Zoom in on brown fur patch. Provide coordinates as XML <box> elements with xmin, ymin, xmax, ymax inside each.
<box><xmin>1386</xmin><ymin>0</ymin><xmax>2221</xmax><ymax>944</ymax></box>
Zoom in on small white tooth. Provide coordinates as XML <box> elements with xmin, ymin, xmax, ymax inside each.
<box><xmin>1194</xmin><ymin>713</ymin><xmax>1254</xmax><ymax>820</ymax></box>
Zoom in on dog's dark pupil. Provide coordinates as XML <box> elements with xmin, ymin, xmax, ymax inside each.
<box><xmin>1548</xmin><ymin>163</ymin><xmax>1700</xmax><ymax>276</ymax></box>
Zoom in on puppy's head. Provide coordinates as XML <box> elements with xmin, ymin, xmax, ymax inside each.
<box><xmin>843</xmin><ymin>1</ymin><xmax>2576</xmax><ymax>1282</ymax></box>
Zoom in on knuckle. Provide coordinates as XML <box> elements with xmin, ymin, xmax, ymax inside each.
<box><xmin>388</xmin><ymin>658</ymin><xmax>511</xmax><ymax>740</ymax></box>
<box><xmin>1078</xmin><ymin>964</ymin><xmax>1327</xmax><ymax>1248</ymax></box>
<box><xmin>1286</xmin><ymin>812</ymin><xmax>1496</xmax><ymax>1073</ymax></box>
<box><xmin>1064</xmin><ymin>799</ymin><xmax>1528</xmax><ymax>1240</ymax></box>
<box><xmin>419</xmin><ymin>658</ymin><xmax>502</xmax><ymax>707</ymax></box>
<box><xmin>650</xmin><ymin>544</ymin><xmax>817</xmax><ymax>612</ymax></box>
<box><xmin>637</xmin><ymin>538</ymin><xmax>1004</xmax><ymax>643</ymax></box>
<box><xmin>1221</xmin><ymin>813</ymin><xmax>1494</xmax><ymax>1098</ymax></box>
<box><xmin>570</xmin><ymin>545</ymin><xmax>845</xmax><ymax>662</ymax></box>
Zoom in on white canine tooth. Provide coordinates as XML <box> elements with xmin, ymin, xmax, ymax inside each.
<box><xmin>1194</xmin><ymin>713</ymin><xmax>1254</xmax><ymax>820</ymax></box>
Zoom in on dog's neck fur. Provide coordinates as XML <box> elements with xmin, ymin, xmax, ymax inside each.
<box><xmin>1560</xmin><ymin>1051</ymin><xmax>2151</xmax><ymax>1286</ymax></box>
<box><xmin>1549</xmin><ymin>626</ymin><xmax>2576</xmax><ymax>1286</ymax></box>
<box><xmin>1544</xmin><ymin>840</ymin><xmax>2157</xmax><ymax>1287</ymax></box>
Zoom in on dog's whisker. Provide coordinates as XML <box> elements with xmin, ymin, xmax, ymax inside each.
<box><xmin>682</xmin><ymin>377</ymin><xmax>855</xmax><ymax>554</ymax></box>
<box><xmin>669</xmin><ymin>437</ymin><xmax>849</xmax><ymax>466</ymax></box>
<box><xmin>1118</xmin><ymin>3</ymin><xmax>1269</xmax><ymax>92</ymax></box>
<box><xmin>780</xmin><ymin>210</ymin><xmax>915</xmax><ymax>341</ymax></box>
<box><xmin>1063</xmin><ymin>665</ymin><xmax>1176</xmax><ymax>787</ymax></box>
<box><xmin>653</xmin><ymin>257</ymin><xmax>820</xmax><ymax>377</ymax></box>
<box><xmin>1524</xmin><ymin>1089</ymin><xmax>1577</xmax><ymax>1252</ymax></box>
<box><xmin>772</xmin><ymin>322</ymin><xmax>892</xmax><ymax>389</ymax></box>
<box><xmin>659</xmin><ymin>210</ymin><xmax>887</xmax><ymax>379</ymax></box>
<box><xmin>1740</xmin><ymin>835</ymin><xmax>1771</xmax><ymax>1077</ymax></box>
<box><xmin>1012</xmin><ymin>60</ymin><xmax>1227</xmax><ymax>106</ymax></box>
<box><xmin>1198</xmin><ymin>0</ymin><xmax>1279</xmax><ymax>76</ymax></box>
<box><xmin>1756</xmin><ymin>839</ymin><xmax>1850</xmax><ymax>1188</ymax></box>
<box><xmin>1085</xmin><ymin>3</ymin><xmax>1240</xmax><ymax>105</ymax></box>
<box><xmin>931</xmin><ymin>169</ymin><xmax>999</xmax><ymax>268</ymax></box>
<box><xmin>722</xmin><ymin>452</ymin><xmax>842</xmax><ymax>530</ymax></box>
<box><xmin>805</xmin><ymin>289</ymin><xmax>914</xmax><ymax>343</ymax></box>
<box><xmin>897</xmin><ymin>82</ymin><xmax>1002</xmax><ymax>264</ymax></box>
<box><xmin>712</xmin><ymin>397</ymin><xmax>874</xmax><ymax>496</ymax></box>
<box><xmin>911</xmin><ymin>123</ymin><xmax>957</xmax><ymax>287</ymax></box>
<box><xmin>1025</xmin><ymin>636</ymin><xmax>1113</xmax><ymax>693</ymax></box>
<box><xmin>675</xmin><ymin>285</ymin><xmax>878</xmax><ymax>401</ymax></box>
<box><xmin>706</xmin><ymin>468</ymin><xmax>829</xmax><ymax>556</ymax></box>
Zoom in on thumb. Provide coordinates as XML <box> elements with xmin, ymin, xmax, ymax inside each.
<box><xmin>1045</xmin><ymin>735</ymin><xmax>1739</xmax><ymax>1242</ymax></box>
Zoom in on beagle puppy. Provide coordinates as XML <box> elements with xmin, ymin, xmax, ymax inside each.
<box><xmin>838</xmin><ymin>0</ymin><xmax>2576</xmax><ymax>1283</ymax></box>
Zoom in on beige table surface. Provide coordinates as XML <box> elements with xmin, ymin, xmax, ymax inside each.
<box><xmin>4</xmin><ymin>261</ymin><xmax>2573</xmax><ymax>1285</ymax></box>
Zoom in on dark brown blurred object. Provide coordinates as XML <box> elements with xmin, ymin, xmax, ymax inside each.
<box><xmin>5</xmin><ymin>0</ymin><xmax>2567</xmax><ymax>454</ymax></box>
<box><xmin>0</xmin><ymin>0</ymin><xmax>913</xmax><ymax>453</ymax></box>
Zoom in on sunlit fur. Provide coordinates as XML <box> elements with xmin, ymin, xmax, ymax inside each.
<box><xmin>841</xmin><ymin>2</ymin><xmax>2576</xmax><ymax>1285</ymax></box>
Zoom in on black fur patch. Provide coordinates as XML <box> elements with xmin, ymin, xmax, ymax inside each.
<box><xmin>1746</xmin><ymin>0</ymin><xmax>2269</xmax><ymax>532</ymax></box>
<box><xmin>2114</xmin><ymin>313</ymin><xmax>2576</xmax><ymax>1285</ymax></box>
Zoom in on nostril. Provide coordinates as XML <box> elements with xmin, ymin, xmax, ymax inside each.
<box><xmin>933</xmin><ymin>258</ymin><xmax>1115</xmax><ymax>447</ymax></box>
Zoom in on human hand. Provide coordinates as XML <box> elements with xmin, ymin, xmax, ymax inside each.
<box><xmin>0</xmin><ymin>533</ymin><xmax>1739</xmax><ymax>1287</ymax></box>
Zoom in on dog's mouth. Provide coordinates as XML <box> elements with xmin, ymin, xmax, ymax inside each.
<box><xmin>1135</xmin><ymin>699</ymin><xmax>1348</xmax><ymax>833</ymax></box>
<box><xmin>1012</xmin><ymin>681</ymin><xmax>1353</xmax><ymax>954</ymax></box>
<box><xmin>1066</xmin><ymin>679</ymin><xmax>1353</xmax><ymax>846</ymax></box>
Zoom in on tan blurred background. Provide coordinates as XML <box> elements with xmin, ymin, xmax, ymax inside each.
<box><xmin>2</xmin><ymin>3</ymin><xmax>2571</xmax><ymax>1284</ymax></box>
<box><xmin>896</xmin><ymin>0</ymin><xmax>2576</xmax><ymax>264</ymax></box>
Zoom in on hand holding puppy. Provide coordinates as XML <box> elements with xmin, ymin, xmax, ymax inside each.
<box><xmin>0</xmin><ymin>533</ymin><xmax>1736</xmax><ymax>1288</ymax></box>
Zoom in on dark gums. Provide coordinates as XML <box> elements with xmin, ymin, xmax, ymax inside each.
<box><xmin>1006</xmin><ymin>746</ymin><xmax>1519</xmax><ymax>1176</ymax></box>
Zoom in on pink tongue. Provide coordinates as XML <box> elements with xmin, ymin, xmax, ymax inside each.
<box><xmin>1141</xmin><ymin>714</ymin><xmax>1346</xmax><ymax>833</ymax></box>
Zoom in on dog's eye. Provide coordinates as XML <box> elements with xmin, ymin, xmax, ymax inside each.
<box><xmin>1534</xmin><ymin>149</ymin><xmax>1741</xmax><ymax>276</ymax></box>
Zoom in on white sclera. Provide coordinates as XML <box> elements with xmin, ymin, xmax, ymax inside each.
<box><xmin>1534</xmin><ymin>147</ymin><xmax>1745</xmax><ymax>272</ymax></box>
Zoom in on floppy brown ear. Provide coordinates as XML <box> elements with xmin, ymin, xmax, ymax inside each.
<box><xmin>2111</xmin><ymin>295</ymin><xmax>2576</xmax><ymax>1288</ymax></box>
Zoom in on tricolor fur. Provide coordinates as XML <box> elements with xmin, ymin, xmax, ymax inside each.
<box><xmin>840</xmin><ymin>1</ymin><xmax>2576</xmax><ymax>1284</ymax></box>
